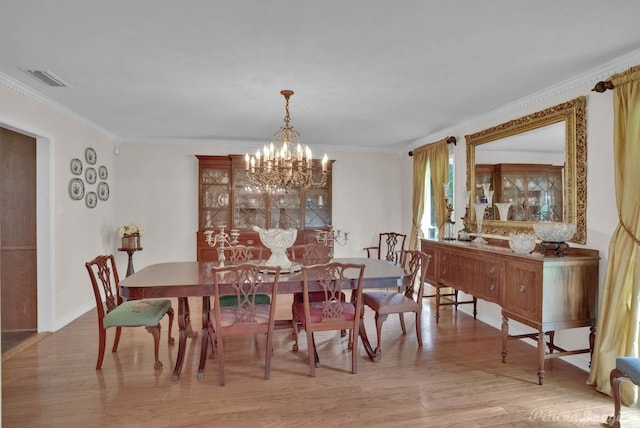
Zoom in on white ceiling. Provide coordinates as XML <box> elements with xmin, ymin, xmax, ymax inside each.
<box><xmin>1</xmin><ymin>1</ymin><xmax>639</xmax><ymax>153</ymax></box>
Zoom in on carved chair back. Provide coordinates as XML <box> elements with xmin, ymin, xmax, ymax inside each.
<box><xmin>364</xmin><ymin>232</ymin><xmax>407</xmax><ymax>263</ymax></box>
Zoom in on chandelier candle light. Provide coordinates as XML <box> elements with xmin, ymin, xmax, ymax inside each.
<box><xmin>203</xmin><ymin>226</ymin><xmax>240</xmax><ymax>266</ymax></box>
<box><xmin>245</xmin><ymin>90</ymin><xmax>328</xmax><ymax>190</ymax></box>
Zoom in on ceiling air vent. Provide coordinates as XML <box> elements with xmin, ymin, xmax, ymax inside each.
<box><xmin>21</xmin><ymin>69</ymin><xmax>72</xmax><ymax>88</ymax></box>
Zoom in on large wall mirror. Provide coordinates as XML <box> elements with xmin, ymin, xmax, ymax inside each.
<box><xmin>465</xmin><ymin>96</ymin><xmax>586</xmax><ymax>244</ymax></box>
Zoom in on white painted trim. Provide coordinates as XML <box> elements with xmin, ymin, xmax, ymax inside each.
<box><xmin>406</xmin><ymin>47</ymin><xmax>640</xmax><ymax>149</ymax></box>
<box><xmin>0</xmin><ymin>70</ymin><xmax>118</xmax><ymax>142</ymax></box>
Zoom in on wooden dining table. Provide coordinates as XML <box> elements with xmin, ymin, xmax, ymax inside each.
<box><xmin>119</xmin><ymin>257</ymin><xmax>410</xmax><ymax>381</ymax></box>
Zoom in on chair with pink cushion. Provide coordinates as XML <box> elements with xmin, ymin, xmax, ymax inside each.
<box><xmin>199</xmin><ymin>263</ymin><xmax>280</xmax><ymax>385</ymax></box>
<box><xmin>362</xmin><ymin>249</ymin><xmax>430</xmax><ymax>361</ymax></box>
<box><xmin>292</xmin><ymin>262</ymin><xmax>365</xmax><ymax>377</ymax></box>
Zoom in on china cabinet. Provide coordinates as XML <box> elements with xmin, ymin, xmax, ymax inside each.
<box><xmin>196</xmin><ymin>155</ymin><xmax>333</xmax><ymax>261</ymax></box>
<box><xmin>421</xmin><ymin>238</ymin><xmax>598</xmax><ymax>385</ymax></box>
<box><xmin>475</xmin><ymin>164</ymin><xmax>563</xmax><ymax>222</ymax></box>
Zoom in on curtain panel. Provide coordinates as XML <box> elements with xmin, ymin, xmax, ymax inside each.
<box><xmin>587</xmin><ymin>65</ymin><xmax>640</xmax><ymax>406</ymax></box>
<box><xmin>409</xmin><ymin>138</ymin><xmax>449</xmax><ymax>250</ymax></box>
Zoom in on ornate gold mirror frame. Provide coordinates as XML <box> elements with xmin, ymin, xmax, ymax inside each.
<box><xmin>465</xmin><ymin>96</ymin><xmax>587</xmax><ymax>244</ymax></box>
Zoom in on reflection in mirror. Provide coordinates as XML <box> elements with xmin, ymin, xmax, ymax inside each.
<box><xmin>465</xmin><ymin>96</ymin><xmax>586</xmax><ymax>244</ymax></box>
<box><xmin>475</xmin><ymin>122</ymin><xmax>565</xmax><ymax>222</ymax></box>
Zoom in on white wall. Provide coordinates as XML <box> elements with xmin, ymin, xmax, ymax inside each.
<box><xmin>113</xmin><ymin>142</ymin><xmax>404</xmax><ymax>269</ymax></box>
<box><xmin>0</xmin><ymin>82</ymin><xmax>117</xmax><ymax>331</ymax></box>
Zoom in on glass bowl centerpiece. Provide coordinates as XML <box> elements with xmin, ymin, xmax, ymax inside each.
<box><xmin>533</xmin><ymin>222</ymin><xmax>576</xmax><ymax>243</ymax></box>
<box><xmin>508</xmin><ymin>232</ymin><xmax>537</xmax><ymax>254</ymax></box>
<box><xmin>533</xmin><ymin>222</ymin><xmax>576</xmax><ymax>256</ymax></box>
<box><xmin>253</xmin><ymin>226</ymin><xmax>299</xmax><ymax>271</ymax></box>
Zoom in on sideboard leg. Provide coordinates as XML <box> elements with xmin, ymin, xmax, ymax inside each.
<box><xmin>501</xmin><ymin>315</ymin><xmax>509</xmax><ymax>363</ymax></box>
<box><xmin>537</xmin><ymin>330</ymin><xmax>546</xmax><ymax>385</ymax></box>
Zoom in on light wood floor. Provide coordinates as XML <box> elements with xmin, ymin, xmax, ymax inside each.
<box><xmin>3</xmin><ymin>297</ymin><xmax>637</xmax><ymax>427</ymax></box>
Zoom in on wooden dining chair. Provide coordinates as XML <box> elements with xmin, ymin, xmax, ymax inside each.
<box><xmin>85</xmin><ymin>254</ymin><xmax>174</xmax><ymax>370</ymax></box>
<box><xmin>289</xmin><ymin>243</ymin><xmax>345</xmax><ymax>337</ymax></box>
<box><xmin>362</xmin><ymin>250</ymin><xmax>430</xmax><ymax>361</ymax></box>
<box><xmin>199</xmin><ymin>264</ymin><xmax>281</xmax><ymax>385</ymax></box>
<box><xmin>289</xmin><ymin>242</ymin><xmax>331</xmax><ymax>263</ymax></box>
<box><xmin>219</xmin><ymin>245</ymin><xmax>269</xmax><ymax>307</ymax></box>
<box><xmin>363</xmin><ymin>232</ymin><xmax>407</xmax><ymax>263</ymax></box>
<box><xmin>292</xmin><ymin>262</ymin><xmax>365</xmax><ymax>377</ymax></box>
<box><xmin>227</xmin><ymin>244</ymin><xmax>264</xmax><ymax>263</ymax></box>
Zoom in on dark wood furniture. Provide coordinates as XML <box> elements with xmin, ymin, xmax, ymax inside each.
<box><xmin>85</xmin><ymin>255</ymin><xmax>174</xmax><ymax>370</ymax></box>
<box><xmin>196</xmin><ymin>155</ymin><xmax>334</xmax><ymax>262</ymax></box>
<box><xmin>362</xmin><ymin>250</ymin><xmax>430</xmax><ymax>361</ymax></box>
<box><xmin>363</xmin><ymin>232</ymin><xmax>407</xmax><ymax>263</ymax></box>
<box><xmin>200</xmin><ymin>264</ymin><xmax>281</xmax><ymax>384</ymax></box>
<box><xmin>119</xmin><ymin>257</ymin><xmax>410</xmax><ymax>381</ymax></box>
<box><xmin>476</xmin><ymin>163</ymin><xmax>563</xmax><ymax>222</ymax></box>
<box><xmin>421</xmin><ymin>238</ymin><xmax>599</xmax><ymax>384</ymax></box>
<box><xmin>118</xmin><ymin>247</ymin><xmax>142</xmax><ymax>277</ymax></box>
<box><xmin>292</xmin><ymin>262</ymin><xmax>365</xmax><ymax>377</ymax></box>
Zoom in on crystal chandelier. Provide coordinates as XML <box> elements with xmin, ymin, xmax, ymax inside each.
<box><xmin>245</xmin><ymin>90</ymin><xmax>328</xmax><ymax>190</ymax></box>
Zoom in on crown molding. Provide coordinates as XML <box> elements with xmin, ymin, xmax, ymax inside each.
<box><xmin>410</xmin><ymin>48</ymin><xmax>640</xmax><ymax>149</ymax></box>
<box><xmin>0</xmin><ymin>70</ymin><xmax>119</xmax><ymax>141</ymax></box>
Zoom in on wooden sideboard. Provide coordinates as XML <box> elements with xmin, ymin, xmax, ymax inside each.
<box><xmin>421</xmin><ymin>238</ymin><xmax>599</xmax><ymax>384</ymax></box>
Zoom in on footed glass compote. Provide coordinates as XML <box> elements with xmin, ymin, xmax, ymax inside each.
<box><xmin>253</xmin><ymin>226</ymin><xmax>299</xmax><ymax>271</ymax></box>
<box><xmin>473</xmin><ymin>202</ymin><xmax>488</xmax><ymax>244</ymax></box>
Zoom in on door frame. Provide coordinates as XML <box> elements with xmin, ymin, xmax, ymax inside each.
<box><xmin>0</xmin><ymin>118</ymin><xmax>54</xmax><ymax>332</ymax></box>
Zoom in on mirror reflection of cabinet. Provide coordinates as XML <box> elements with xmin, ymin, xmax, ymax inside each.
<box><xmin>476</xmin><ymin>164</ymin><xmax>563</xmax><ymax>222</ymax></box>
<box><xmin>197</xmin><ymin>155</ymin><xmax>333</xmax><ymax>261</ymax></box>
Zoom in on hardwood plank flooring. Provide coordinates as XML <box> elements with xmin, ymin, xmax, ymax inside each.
<box><xmin>2</xmin><ymin>297</ymin><xmax>638</xmax><ymax>427</ymax></box>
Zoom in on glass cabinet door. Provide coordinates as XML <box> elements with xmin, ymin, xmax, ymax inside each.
<box><xmin>233</xmin><ymin>168</ymin><xmax>267</xmax><ymax>229</ymax></box>
<box><xmin>270</xmin><ymin>189</ymin><xmax>302</xmax><ymax>229</ymax></box>
<box><xmin>304</xmin><ymin>187</ymin><xmax>330</xmax><ymax>228</ymax></box>
<box><xmin>200</xmin><ymin>167</ymin><xmax>231</xmax><ymax>228</ymax></box>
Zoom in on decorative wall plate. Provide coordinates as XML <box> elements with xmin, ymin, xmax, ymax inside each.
<box><xmin>85</xmin><ymin>147</ymin><xmax>97</xmax><ymax>165</ymax></box>
<box><xmin>98</xmin><ymin>165</ymin><xmax>108</xmax><ymax>179</ymax></box>
<box><xmin>69</xmin><ymin>178</ymin><xmax>84</xmax><ymax>200</ymax></box>
<box><xmin>97</xmin><ymin>182</ymin><xmax>110</xmax><ymax>201</ymax></box>
<box><xmin>85</xmin><ymin>167</ymin><xmax>97</xmax><ymax>184</ymax></box>
<box><xmin>85</xmin><ymin>191</ymin><xmax>97</xmax><ymax>208</ymax></box>
<box><xmin>70</xmin><ymin>158</ymin><xmax>83</xmax><ymax>175</ymax></box>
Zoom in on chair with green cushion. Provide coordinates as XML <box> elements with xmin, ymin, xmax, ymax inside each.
<box><xmin>218</xmin><ymin>245</ymin><xmax>269</xmax><ymax>307</ymax></box>
<box><xmin>85</xmin><ymin>254</ymin><xmax>174</xmax><ymax>370</ymax></box>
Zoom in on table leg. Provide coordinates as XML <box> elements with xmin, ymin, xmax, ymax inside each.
<box><xmin>197</xmin><ymin>296</ymin><xmax>213</xmax><ymax>380</ymax></box>
<box><xmin>172</xmin><ymin>297</ymin><xmax>198</xmax><ymax>382</ymax></box>
<box><xmin>359</xmin><ymin>318</ymin><xmax>377</xmax><ymax>362</ymax></box>
<box><xmin>126</xmin><ymin>251</ymin><xmax>135</xmax><ymax>277</ymax></box>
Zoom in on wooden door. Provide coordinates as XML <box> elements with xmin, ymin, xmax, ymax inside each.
<box><xmin>0</xmin><ymin>127</ymin><xmax>37</xmax><ymax>336</ymax></box>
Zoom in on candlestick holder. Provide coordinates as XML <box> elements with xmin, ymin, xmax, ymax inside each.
<box><xmin>315</xmin><ymin>225</ymin><xmax>349</xmax><ymax>257</ymax></box>
<box><xmin>203</xmin><ymin>226</ymin><xmax>240</xmax><ymax>266</ymax></box>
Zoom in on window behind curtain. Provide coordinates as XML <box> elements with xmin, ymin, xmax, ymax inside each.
<box><xmin>420</xmin><ymin>155</ymin><xmax>454</xmax><ymax>239</ymax></box>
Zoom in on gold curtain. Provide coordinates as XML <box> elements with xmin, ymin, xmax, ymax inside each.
<box><xmin>409</xmin><ymin>138</ymin><xmax>449</xmax><ymax>249</ymax></box>
<box><xmin>587</xmin><ymin>65</ymin><xmax>640</xmax><ymax>405</ymax></box>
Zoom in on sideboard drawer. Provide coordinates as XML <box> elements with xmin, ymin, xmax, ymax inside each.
<box><xmin>473</xmin><ymin>257</ymin><xmax>504</xmax><ymax>304</ymax></box>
